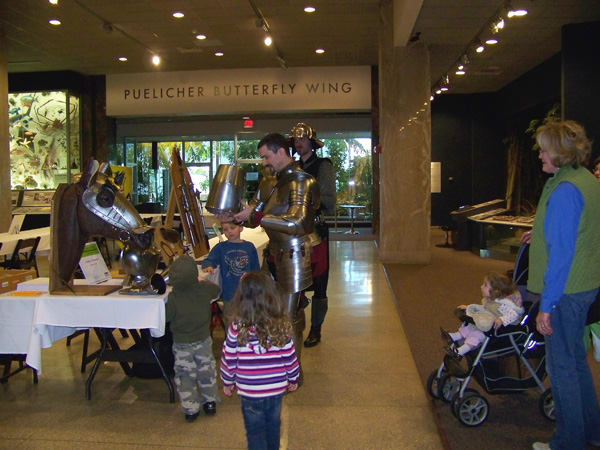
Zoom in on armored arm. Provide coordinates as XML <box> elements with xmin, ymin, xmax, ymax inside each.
<box><xmin>259</xmin><ymin>175</ymin><xmax>320</xmax><ymax>236</ymax></box>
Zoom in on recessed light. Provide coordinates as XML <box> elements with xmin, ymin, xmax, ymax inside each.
<box><xmin>195</xmin><ymin>34</ymin><xmax>206</xmax><ymax>40</ymax></box>
<box><xmin>476</xmin><ymin>45</ymin><xmax>485</xmax><ymax>53</ymax></box>
<box><xmin>118</xmin><ymin>57</ymin><xmax>128</xmax><ymax>62</ymax></box>
<box><xmin>508</xmin><ymin>9</ymin><xmax>528</xmax><ymax>18</ymax></box>
<box><xmin>455</xmin><ymin>70</ymin><xmax>465</xmax><ymax>75</ymax></box>
<box><xmin>315</xmin><ymin>48</ymin><xmax>325</xmax><ymax>54</ymax></box>
<box><xmin>485</xmin><ymin>38</ymin><xmax>498</xmax><ymax>44</ymax></box>
<box><xmin>304</xmin><ymin>6</ymin><xmax>316</xmax><ymax>13</ymax></box>
<box><xmin>49</xmin><ymin>19</ymin><xmax>61</xmax><ymax>25</ymax></box>
<box><xmin>48</xmin><ymin>0</ymin><xmax>58</xmax><ymax>4</ymax></box>
<box><xmin>215</xmin><ymin>52</ymin><xmax>224</xmax><ymax>57</ymax></box>
<box><xmin>152</xmin><ymin>55</ymin><xmax>160</xmax><ymax>65</ymax></box>
<box><xmin>172</xmin><ymin>12</ymin><xmax>184</xmax><ymax>18</ymax></box>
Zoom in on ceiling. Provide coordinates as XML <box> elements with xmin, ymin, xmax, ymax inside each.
<box><xmin>2</xmin><ymin>0</ymin><xmax>600</xmax><ymax>95</ymax></box>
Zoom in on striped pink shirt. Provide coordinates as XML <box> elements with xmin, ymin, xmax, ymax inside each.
<box><xmin>220</xmin><ymin>322</ymin><xmax>299</xmax><ymax>398</ymax></box>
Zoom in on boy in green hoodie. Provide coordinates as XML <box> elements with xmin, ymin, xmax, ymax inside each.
<box><xmin>166</xmin><ymin>254</ymin><xmax>221</xmax><ymax>422</ymax></box>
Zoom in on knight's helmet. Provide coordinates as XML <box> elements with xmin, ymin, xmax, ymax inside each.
<box><xmin>289</xmin><ymin>123</ymin><xmax>324</xmax><ymax>152</ymax></box>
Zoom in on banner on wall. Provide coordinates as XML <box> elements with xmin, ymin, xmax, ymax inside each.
<box><xmin>106</xmin><ymin>66</ymin><xmax>371</xmax><ymax>117</ymax></box>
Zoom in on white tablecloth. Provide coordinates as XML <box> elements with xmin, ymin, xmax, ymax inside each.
<box><xmin>0</xmin><ymin>284</ymin><xmax>168</xmax><ymax>375</ymax></box>
<box><xmin>0</xmin><ymin>227</ymin><xmax>51</xmax><ymax>257</ymax></box>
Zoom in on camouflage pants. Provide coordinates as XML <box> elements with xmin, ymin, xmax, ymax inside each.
<box><xmin>172</xmin><ymin>337</ymin><xmax>221</xmax><ymax>415</ymax></box>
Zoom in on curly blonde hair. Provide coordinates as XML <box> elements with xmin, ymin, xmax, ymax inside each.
<box><xmin>535</xmin><ymin>120</ymin><xmax>592</xmax><ymax>169</ymax></box>
<box><xmin>230</xmin><ymin>271</ymin><xmax>292</xmax><ymax>348</ymax></box>
<box><xmin>485</xmin><ymin>271</ymin><xmax>517</xmax><ymax>300</ymax></box>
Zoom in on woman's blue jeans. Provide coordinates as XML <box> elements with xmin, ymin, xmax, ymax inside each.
<box><xmin>546</xmin><ymin>288</ymin><xmax>600</xmax><ymax>450</ymax></box>
<box><xmin>241</xmin><ymin>394</ymin><xmax>283</xmax><ymax>450</ymax></box>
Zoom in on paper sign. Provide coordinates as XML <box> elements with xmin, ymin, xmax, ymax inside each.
<box><xmin>78</xmin><ymin>242</ymin><xmax>112</xmax><ymax>285</ymax></box>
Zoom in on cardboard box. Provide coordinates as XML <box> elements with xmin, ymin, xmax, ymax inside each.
<box><xmin>0</xmin><ymin>269</ymin><xmax>38</xmax><ymax>294</ymax></box>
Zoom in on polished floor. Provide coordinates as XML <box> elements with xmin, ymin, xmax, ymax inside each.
<box><xmin>0</xmin><ymin>241</ymin><xmax>444</xmax><ymax>450</ymax></box>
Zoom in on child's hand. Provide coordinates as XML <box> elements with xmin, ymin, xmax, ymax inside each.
<box><xmin>493</xmin><ymin>318</ymin><xmax>503</xmax><ymax>329</ymax></box>
<box><xmin>223</xmin><ymin>385</ymin><xmax>235</xmax><ymax>396</ymax></box>
<box><xmin>457</xmin><ymin>305</ymin><xmax>467</xmax><ymax>310</ymax></box>
<box><xmin>287</xmin><ymin>383</ymin><xmax>298</xmax><ymax>392</ymax></box>
<box><xmin>203</xmin><ymin>267</ymin><xmax>214</xmax><ymax>274</ymax></box>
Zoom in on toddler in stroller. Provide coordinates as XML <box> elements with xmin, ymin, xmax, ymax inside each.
<box><xmin>441</xmin><ymin>271</ymin><xmax>525</xmax><ymax>360</ymax></box>
<box><xmin>427</xmin><ymin>247</ymin><xmax>554</xmax><ymax>427</ymax></box>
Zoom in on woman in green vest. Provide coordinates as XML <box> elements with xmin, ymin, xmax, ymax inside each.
<box><xmin>529</xmin><ymin>120</ymin><xmax>600</xmax><ymax>450</ymax></box>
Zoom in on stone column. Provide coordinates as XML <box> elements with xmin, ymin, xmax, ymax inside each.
<box><xmin>378</xmin><ymin>0</ymin><xmax>431</xmax><ymax>264</ymax></box>
<box><xmin>0</xmin><ymin>28</ymin><xmax>10</xmax><ymax>232</ymax></box>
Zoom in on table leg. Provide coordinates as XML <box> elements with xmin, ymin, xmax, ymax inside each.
<box><xmin>86</xmin><ymin>329</ymin><xmax>110</xmax><ymax>400</ymax></box>
<box><xmin>142</xmin><ymin>329</ymin><xmax>175</xmax><ymax>403</ymax></box>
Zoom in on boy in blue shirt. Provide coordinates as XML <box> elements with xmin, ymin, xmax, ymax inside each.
<box><xmin>201</xmin><ymin>221</ymin><xmax>260</xmax><ymax>322</ymax></box>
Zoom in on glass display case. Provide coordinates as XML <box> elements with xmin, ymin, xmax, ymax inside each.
<box><xmin>468</xmin><ymin>214</ymin><xmax>534</xmax><ymax>261</ymax></box>
<box><xmin>8</xmin><ymin>90</ymin><xmax>81</xmax><ymax>190</ymax></box>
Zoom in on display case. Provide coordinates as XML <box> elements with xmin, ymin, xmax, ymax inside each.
<box><xmin>8</xmin><ymin>90</ymin><xmax>81</xmax><ymax>190</ymax></box>
<box><xmin>468</xmin><ymin>213</ymin><xmax>534</xmax><ymax>261</ymax></box>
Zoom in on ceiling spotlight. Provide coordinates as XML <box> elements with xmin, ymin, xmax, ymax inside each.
<box><xmin>172</xmin><ymin>12</ymin><xmax>184</xmax><ymax>18</ymax></box>
<box><xmin>196</xmin><ymin>34</ymin><xmax>206</xmax><ymax>40</ymax></box>
<box><xmin>215</xmin><ymin>52</ymin><xmax>224</xmax><ymax>57</ymax></box>
<box><xmin>442</xmin><ymin>74</ymin><xmax>450</xmax><ymax>85</ymax></box>
<box><xmin>435</xmin><ymin>87</ymin><xmax>442</xmax><ymax>94</ymax></box>
<box><xmin>48</xmin><ymin>0</ymin><xmax>58</xmax><ymax>4</ymax></box>
<box><xmin>458</xmin><ymin>65</ymin><xmax>464</xmax><ymax>70</ymax></box>
<box><xmin>440</xmin><ymin>86</ymin><xmax>449</xmax><ymax>92</ymax></box>
<box><xmin>304</xmin><ymin>6</ymin><xmax>316</xmax><ymax>13</ymax></box>
<box><xmin>315</xmin><ymin>48</ymin><xmax>325</xmax><ymax>54</ymax></box>
<box><xmin>118</xmin><ymin>56</ymin><xmax>127</xmax><ymax>62</ymax></box>
<box><xmin>455</xmin><ymin>69</ymin><xmax>465</xmax><ymax>75</ymax></box>
<box><xmin>264</xmin><ymin>34</ymin><xmax>272</xmax><ymax>46</ymax></box>
<box><xmin>430</xmin><ymin>94</ymin><xmax>435</xmax><ymax>101</ymax></box>
<box><xmin>476</xmin><ymin>43</ymin><xmax>485</xmax><ymax>53</ymax></box>
<box><xmin>152</xmin><ymin>55</ymin><xmax>160</xmax><ymax>65</ymax></box>
<box><xmin>486</xmin><ymin>38</ymin><xmax>498</xmax><ymax>44</ymax></box>
<box><xmin>507</xmin><ymin>9</ymin><xmax>528</xmax><ymax>18</ymax></box>
<box><xmin>49</xmin><ymin>19</ymin><xmax>61</xmax><ymax>25</ymax></box>
<box><xmin>460</xmin><ymin>54</ymin><xmax>469</xmax><ymax>65</ymax></box>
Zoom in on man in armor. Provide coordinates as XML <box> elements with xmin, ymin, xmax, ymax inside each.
<box><xmin>289</xmin><ymin>123</ymin><xmax>336</xmax><ymax>347</ymax></box>
<box><xmin>227</xmin><ymin>133</ymin><xmax>320</xmax><ymax>372</ymax></box>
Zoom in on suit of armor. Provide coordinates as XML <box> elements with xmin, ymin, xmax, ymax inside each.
<box><xmin>245</xmin><ymin>161</ymin><xmax>320</xmax><ymax>364</ymax></box>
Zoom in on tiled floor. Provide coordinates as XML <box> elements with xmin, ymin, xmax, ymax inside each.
<box><xmin>0</xmin><ymin>241</ymin><xmax>444</xmax><ymax>450</ymax></box>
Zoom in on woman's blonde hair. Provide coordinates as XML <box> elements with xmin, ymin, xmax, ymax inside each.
<box><xmin>485</xmin><ymin>271</ymin><xmax>517</xmax><ymax>300</ymax></box>
<box><xmin>230</xmin><ymin>271</ymin><xmax>292</xmax><ymax>348</ymax></box>
<box><xmin>535</xmin><ymin>120</ymin><xmax>592</xmax><ymax>169</ymax></box>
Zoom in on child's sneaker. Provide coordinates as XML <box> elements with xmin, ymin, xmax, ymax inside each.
<box><xmin>203</xmin><ymin>402</ymin><xmax>216</xmax><ymax>416</ymax></box>
<box><xmin>185</xmin><ymin>412</ymin><xmax>200</xmax><ymax>422</ymax></box>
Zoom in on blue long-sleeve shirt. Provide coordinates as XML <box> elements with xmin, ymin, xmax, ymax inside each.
<box><xmin>200</xmin><ymin>240</ymin><xmax>260</xmax><ymax>302</ymax></box>
<box><xmin>540</xmin><ymin>181</ymin><xmax>583</xmax><ymax>313</ymax></box>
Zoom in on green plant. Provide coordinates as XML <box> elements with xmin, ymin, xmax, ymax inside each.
<box><xmin>525</xmin><ymin>102</ymin><xmax>561</xmax><ymax>151</ymax></box>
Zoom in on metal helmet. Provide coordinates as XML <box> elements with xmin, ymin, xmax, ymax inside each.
<box><xmin>289</xmin><ymin>122</ymin><xmax>324</xmax><ymax>150</ymax></box>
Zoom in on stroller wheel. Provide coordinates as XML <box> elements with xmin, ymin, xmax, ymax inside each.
<box><xmin>539</xmin><ymin>388</ymin><xmax>555</xmax><ymax>421</ymax></box>
<box><xmin>455</xmin><ymin>393</ymin><xmax>489</xmax><ymax>427</ymax></box>
<box><xmin>440</xmin><ymin>372</ymin><xmax>461</xmax><ymax>403</ymax></box>
<box><xmin>450</xmin><ymin>388</ymin><xmax>478</xmax><ymax>417</ymax></box>
<box><xmin>426</xmin><ymin>369</ymin><xmax>443</xmax><ymax>399</ymax></box>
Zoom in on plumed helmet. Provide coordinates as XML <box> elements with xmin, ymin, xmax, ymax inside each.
<box><xmin>288</xmin><ymin>122</ymin><xmax>324</xmax><ymax>151</ymax></box>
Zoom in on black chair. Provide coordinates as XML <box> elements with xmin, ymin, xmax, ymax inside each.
<box><xmin>0</xmin><ymin>354</ymin><xmax>38</xmax><ymax>384</ymax></box>
<box><xmin>0</xmin><ymin>236</ymin><xmax>41</xmax><ymax>277</ymax></box>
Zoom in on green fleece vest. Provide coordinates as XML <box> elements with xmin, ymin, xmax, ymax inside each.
<box><xmin>528</xmin><ymin>165</ymin><xmax>600</xmax><ymax>294</ymax></box>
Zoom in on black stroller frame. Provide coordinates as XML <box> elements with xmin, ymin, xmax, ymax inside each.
<box><xmin>427</xmin><ymin>244</ymin><xmax>555</xmax><ymax>426</ymax></box>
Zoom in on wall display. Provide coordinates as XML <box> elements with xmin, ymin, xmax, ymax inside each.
<box><xmin>8</xmin><ymin>90</ymin><xmax>81</xmax><ymax>190</ymax></box>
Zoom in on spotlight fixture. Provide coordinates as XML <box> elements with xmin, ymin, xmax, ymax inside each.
<box><xmin>440</xmin><ymin>86</ymin><xmax>449</xmax><ymax>92</ymax></box>
<box><xmin>196</xmin><ymin>34</ymin><xmax>206</xmax><ymax>40</ymax></box>
<box><xmin>304</xmin><ymin>6</ymin><xmax>316</xmax><ymax>13</ymax></box>
<box><xmin>49</xmin><ymin>0</ymin><xmax>58</xmax><ymax>4</ymax></box>
<box><xmin>264</xmin><ymin>34</ymin><xmax>272</xmax><ymax>46</ymax></box>
<box><xmin>486</xmin><ymin>38</ymin><xmax>498</xmax><ymax>45</ymax></box>
<box><xmin>476</xmin><ymin>43</ymin><xmax>485</xmax><ymax>53</ymax></box>
<box><xmin>315</xmin><ymin>48</ymin><xmax>325</xmax><ymax>54</ymax></box>
<box><xmin>118</xmin><ymin>56</ymin><xmax>127</xmax><ymax>62</ymax></box>
<box><xmin>152</xmin><ymin>55</ymin><xmax>160</xmax><ymax>65</ymax></box>
<box><xmin>215</xmin><ymin>51</ymin><xmax>224</xmax><ymax>57</ymax></box>
<box><xmin>172</xmin><ymin>12</ymin><xmax>184</xmax><ymax>18</ymax></box>
<box><xmin>460</xmin><ymin>54</ymin><xmax>469</xmax><ymax>65</ymax></box>
<box><xmin>409</xmin><ymin>32</ymin><xmax>421</xmax><ymax>43</ymax></box>
<box><xmin>455</xmin><ymin>69</ymin><xmax>465</xmax><ymax>75</ymax></box>
<box><xmin>435</xmin><ymin>87</ymin><xmax>442</xmax><ymax>94</ymax></box>
<box><xmin>49</xmin><ymin>19</ymin><xmax>61</xmax><ymax>25</ymax></box>
<box><xmin>442</xmin><ymin>74</ymin><xmax>449</xmax><ymax>85</ymax></box>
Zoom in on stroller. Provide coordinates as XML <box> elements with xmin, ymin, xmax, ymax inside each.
<box><xmin>426</xmin><ymin>244</ymin><xmax>555</xmax><ymax>427</ymax></box>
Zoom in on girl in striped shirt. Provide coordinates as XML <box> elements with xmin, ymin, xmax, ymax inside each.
<box><xmin>220</xmin><ymin>271</ymin><xmax>299</xmax><ymax>450</ymax></box>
